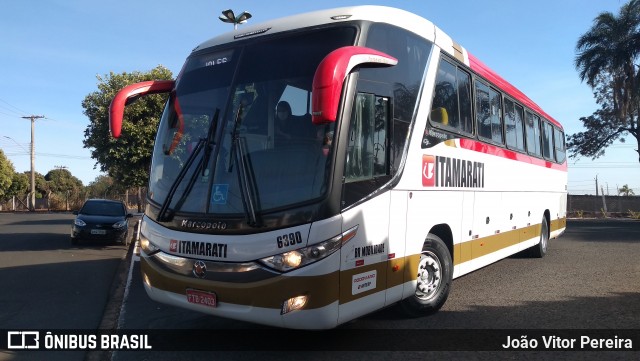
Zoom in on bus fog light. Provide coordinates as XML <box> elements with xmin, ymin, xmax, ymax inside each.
<box><xmin>281</xmin><ymin>295</ymin><xmax>308</xmax><ymax>314</ymax></box>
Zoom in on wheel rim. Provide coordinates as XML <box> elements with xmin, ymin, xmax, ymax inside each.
<box><xmin>540</xmin><ymin>220</ymin><xmax>549</xmax><ymax>252</ymax></box>
<box><xmin>415</xmin><ymin>250</ymin><xmax>442</xmax><ymax>301</ymax></box>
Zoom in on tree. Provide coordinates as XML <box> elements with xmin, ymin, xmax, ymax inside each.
<box><xmin>571</xmin><ymin>0</ymin><xmax>640</xmax><ymax>161</ymax></box>
<box><xmin>85</xmin><ymin>174</ymin><xmax>126</xmax><ymax>199</ymax></box>
<box><xmin>45</xmin><ymin>168</ymin><xmax>83</xmax><ymax>210</ymax></box>
<box><xmin>619</xmin><ymin>184</ymin><xmax>635</xmax><ymax>196</ymax></box>
<box><xmin>0</xmin><ymin>149</ymin><xmax>15</xmax><ymax>199</ymax></box>
<box><xmin>6</xmin><ymin>172</ymin><xmax>28</xmax><ymax>199</ymax></box>
<box><xmin>82</xmin><ymin>65</ymin><xmax>173</xmax><ymax>211</ymax></box>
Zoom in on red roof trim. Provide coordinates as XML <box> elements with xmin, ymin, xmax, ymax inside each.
<box><xmin>468</xmin><ymin>53</ymin><xmax>562</xmax><ymax>129</ymax></box>
<box><xmin>459</xmin><ymin>138</ymin><xmax>567</xmax><ymax>172</ymax></box>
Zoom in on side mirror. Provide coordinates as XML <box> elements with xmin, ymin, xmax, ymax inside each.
<box><xmin>126</xmin><ymin>213</ymin><xmax>134</xmax><ymax>219</ymax></box>
<box><xmin>311</xmin><ymin>46</ymin><xmax>397</xmax><ymax>124</ymax></box>
<box><xmin>72</xmin><ymin>210</ymin><xmax>79</xmax><ymax>215</ymax></box>
<box><xmin>109</xmin><ymin>80</ymin><xmax>175</xmax><ymax>138</ymax></box>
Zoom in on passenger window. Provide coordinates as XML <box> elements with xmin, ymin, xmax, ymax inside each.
<box><xmin>476</xmin><ymin>81</ymin><xmax>503</xmax><ymax>144</ymax></box>
<box><xmin>541</xmin><ymin>121</ymin><xmax>554</xmax><ymax>160</ymax></box>
<box><xmin>554</xmin><ymin>128</ymin><xmax>566</xmax><ymax>163</ymax></box>
<box><xmin>504</xmin><ymin>99</ymin><xmax>525</xmax><ymax>151</ymax></box>
<box><xmin>525</xmin><ymin>112</ymin><xmax>542</xmax><ymax>157</ymax></box>
<box><xmin>345</xmin><ymin>93</ymin><xmax>389</xmax><ymax>183</ymax></box>
<box><xmin>429</xmin><ymin>58</ymin><xmax>473</xmax><ymax>134</ymax></box>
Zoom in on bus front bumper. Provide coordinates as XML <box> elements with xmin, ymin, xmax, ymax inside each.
<box><xmin>140</xmin><ymin>250</ymin><xmax>341</xmax><ymax>329</ymax></box>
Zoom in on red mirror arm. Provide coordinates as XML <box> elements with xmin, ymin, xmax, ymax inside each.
<box><xmin>109</xmin><ymin>80</ymin><xmax>174</xmax><ymax>138</ymax></box>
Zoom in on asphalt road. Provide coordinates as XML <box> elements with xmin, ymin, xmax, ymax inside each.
<box><xmin>0</xmin><ymin>215</ymin><xmax>638</xmax><ymax>360</ymax></box>
<box><xmin>0</xmin><ymin>212</ymin><xmax>130</xmax><ymax>361</ymax></box>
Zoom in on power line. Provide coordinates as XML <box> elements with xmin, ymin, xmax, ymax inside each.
<box><xmin>0</xmin><ymin>97</ymin><xmax>29</xmax><ymax>115</ymax></box>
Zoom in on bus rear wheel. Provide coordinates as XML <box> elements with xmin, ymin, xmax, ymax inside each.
<box><xmin>400</xmin><ymin>233</ymin><xmax>452</xmax><ymax>317</ymax></box>
<box><xmin>528</xmin><ymin>216</ymin><xmax>549</xmax><ymax>258</ymax></box>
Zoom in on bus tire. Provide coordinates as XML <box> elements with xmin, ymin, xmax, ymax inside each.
<box><xmin>400</xmin><ymin>234</ymin><xmax>452</xmax><ymax>317</ymax></box>
<box><xmin>528</xmin><ymin>216</ymin><xmax>549</xmax><ymax>258</ymax></box>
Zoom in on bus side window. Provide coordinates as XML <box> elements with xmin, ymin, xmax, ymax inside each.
<box><xmin>525</xmin><ymin>111</ymin><xmax>542</xmax><ymax>157</ymax></box>
<box><xmin>345</xmin><ymin>93</ymin><xmax>389</xmax><ymax>183</ymax></box>
<box><xmin>554</xmin><ymin>128</ymin><xmax>566</xmax><ymax>163</ymax></box>
<box><xmin>504</xmin><ymin>98</ymin><xmax>525</xmax><ymax>151</ymax></box>
<box><xmin>476</xmin><ymin>81</ymin><xmax>503</xmax><ymax>144</ymax></box>
<box><xmin>429</xmin><ymin>58</ymin><xmax>473</xmax><ymax>135</ymax></box>
<box><xmin>541</xmin><ymin>120</ymin><xmax>554</xmax><ymax>161</ymax></box>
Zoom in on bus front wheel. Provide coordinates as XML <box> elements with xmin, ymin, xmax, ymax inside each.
<box><xmin>400</xmin><ymin>234</ymin><xmax>452</xmax><ymax>317</ymax></box>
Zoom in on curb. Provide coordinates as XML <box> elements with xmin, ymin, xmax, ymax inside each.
<box><xmin>84</xmin><ymin>219</ymin><xmax>140</xmax><ymax>361</ymax></box>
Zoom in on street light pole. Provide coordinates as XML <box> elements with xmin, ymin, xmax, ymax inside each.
<box><xmin>22</xmin><ymin>115</ymin><xmax>44</xmax><ymax>211</ymax></box>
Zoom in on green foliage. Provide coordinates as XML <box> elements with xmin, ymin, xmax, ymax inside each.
<box><xmin>82</xmin><ymin>65</ymin><xmax>173</xmax><ymax>188</ymax></box>
<box><xmin>6</xmin><ymin>172</ymin><xmax>28</xmax><ymax>198</ymax></box>
<box><xmin>0</xmin><ymin>149</ymin><xmax>15</xmax><ymax>199</ymax></box>
<box><xmin>23</xmin><ymin>171</ymin><xmax>49</xmax><ymax>199</ymax></box>
<box><xmin>571</xmin><ymin>0</ymin><xmax>640</xmax><ymax>162</ymax></box>
<box><xmin>85</xmin><ymin>174</ymin><xmax>127</xmax><ymax>199</ymax></box>
<box><xmin>44</xmin><ymin>168</ymin><xmax>83</xmax><ymax>193</ymax></box>
<box><xmin>628</xmin><ymin>209</ymin><xmax>640</xmax><ymax>219</ymax></box>
<box><xmin>576</xmin><ymin>210</ymin><xmax>585</xmax><ymax>218</ymax></box>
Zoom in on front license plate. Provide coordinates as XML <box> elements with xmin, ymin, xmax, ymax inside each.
<box><xmin>186</xmin><ymin>289</ymin><xmax>217</xmax><ymax>308</ymax></box>
<box><xmin>91</xmin><ymin>229</ymin><xmax>106</xmax><ymax>235</ymax></box>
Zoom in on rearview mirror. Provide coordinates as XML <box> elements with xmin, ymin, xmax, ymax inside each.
<box><xmin>311</xmin><ymin>46</ymin><xmax>397</xmax><ymax>124</ymax></box>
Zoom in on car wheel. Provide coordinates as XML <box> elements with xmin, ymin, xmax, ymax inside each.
<box><xmin>71</xmin><ymin>237</ymin><xmax>79</xmax><ymax>245</ymax></box>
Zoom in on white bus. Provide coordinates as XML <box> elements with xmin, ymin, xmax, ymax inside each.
<box><xmin>110</xmin><ymin>6</ymin><xmax>567</xmax><ymax>329</ymax></box>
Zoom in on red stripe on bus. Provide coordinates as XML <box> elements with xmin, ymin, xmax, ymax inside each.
<box><xmin>458</xmin><ymin>138</ymin><xmax>568</xmax><ymax>171</ymax></box>
<box><xmin>468</xmin><ymin>53</ymin><xmax>561</xmax><ymax>129</ymax></box>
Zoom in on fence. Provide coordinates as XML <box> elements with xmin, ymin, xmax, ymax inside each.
<box><xmin>0</xmin><ymin>188</ymin><xmax>147</xmax><ymax>212</ymax></box>
<box><xmin>568</xmin><ymin>194</ymin><xmax>640</xmax><ymax>217</ymax></box>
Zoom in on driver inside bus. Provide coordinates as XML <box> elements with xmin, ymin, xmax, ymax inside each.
<box><xmin>275</xmin><ymin>101</ymin><xmax>293</xmax><ymax>143</ymax></box>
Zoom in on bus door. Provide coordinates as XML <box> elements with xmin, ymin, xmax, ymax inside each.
<box><xmin>337</xmin><ymin>92</ymin><xmax>392</xmax><ymax>323</ymax></box>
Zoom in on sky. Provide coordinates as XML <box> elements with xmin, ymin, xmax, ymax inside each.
<box><xmin>0</xmin><ymin>0</ymin><xmax>638</xmax><ymax>195</ymax></box>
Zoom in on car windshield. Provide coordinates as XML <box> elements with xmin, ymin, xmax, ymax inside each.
<box><xmin>148</xmin><ymin>26</ymin><xmax>356</xmax><ymax>217</ymax></box>
<box><xmin>80</xmin><ymin>202</ymin><xmax>125</xmax><ymax>217</ymax></box>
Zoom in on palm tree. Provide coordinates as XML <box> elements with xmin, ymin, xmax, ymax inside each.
<box><xmin>575</xmin><ymin>0</ymin><xmax>640</xmax><ymax>123</ymax></box>
<box><xmin>619</xmin><ymin>184</ymin><xmax>635</xmax><ymax>196</ymax></box>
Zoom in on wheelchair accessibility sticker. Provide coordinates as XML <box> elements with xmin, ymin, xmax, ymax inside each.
<box><xmin>211</xmin><ymin>184</ymin><xmax>229</xmax><ymax>205</ymax></box>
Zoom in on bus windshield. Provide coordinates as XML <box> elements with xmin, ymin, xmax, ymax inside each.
<box><xmin>148</xmin><ymin>26</ymin><xmax>356</xmax><ymax>219</ymax></box>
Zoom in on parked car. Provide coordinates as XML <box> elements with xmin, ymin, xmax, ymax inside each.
<box><xmin>71</xmin><ymin>199</ymin><xmax>132</xmax><ymax>245</ymax></box>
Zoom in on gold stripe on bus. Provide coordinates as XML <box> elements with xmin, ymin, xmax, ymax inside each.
<box><xmin>141</xmin><ymin>257</ymin><xmax>339</xmax><ymax>310</ymax></box>
<box><xmin>144</xmin><ymin>217</ymin><xmax>567</xmax><ymax>308</ymax></box>
<box><xmin>550</xmin><ymin>217</ymin><xmax>566</xmax><ymax>233</ymax></box>
<box><xmin>454</xmin><ymin>217</ymin><xmax>567</xmax><ymax>265</ymax></box>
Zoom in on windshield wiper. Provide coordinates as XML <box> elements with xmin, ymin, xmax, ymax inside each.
<box><xmin>201</xmin><ymin>109</ymin><xmax>220</xmax><ymax>177</ymax></box>
<box><xmin>157</xmin><ymin>109</ymin><xmax>220</xmax><ymax>222</ymax></box>
<box><xmin>228</xmin><ymin>104</ymin><xmax>261</xmax><ymax>227</ymax></box>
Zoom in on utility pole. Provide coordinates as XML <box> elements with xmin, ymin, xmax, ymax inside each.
<box><xmin>22</xmin><ymin>115</ymin><xmax>44</xmax><ymax>212</ymax></box>
<box><xmin>595</xmin><ymin>174</ymin><xmax>599</xmax><ymax>196</ymax></box>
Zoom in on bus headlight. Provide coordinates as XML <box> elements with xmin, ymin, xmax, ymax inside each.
<box><xmin>259</xmin><ymin>225</ymin><xmax>358</xmax><ymax>272</ymax></box>
<box><xmin>139</xmin><ymin>234</ymin><xmax>160</xmax><ymax>255</ymax></box>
